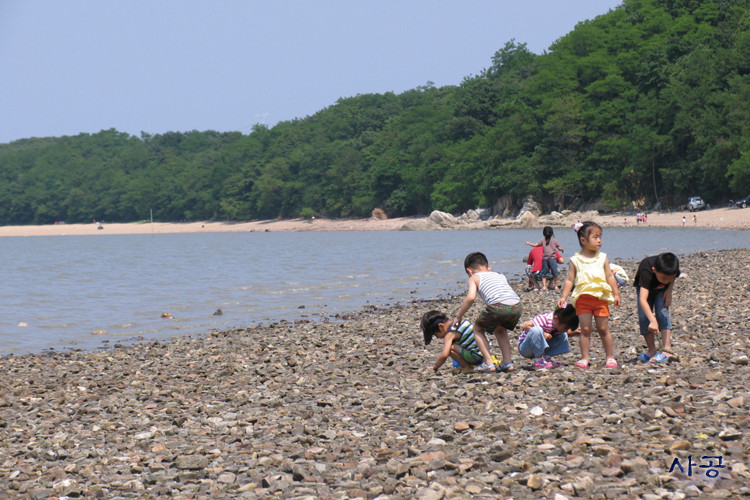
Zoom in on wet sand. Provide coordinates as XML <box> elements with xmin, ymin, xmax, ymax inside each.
<box><xmin>0</xmin><ymin>207</ymin><xmax>748</xmax><ymax>237</ymax></box>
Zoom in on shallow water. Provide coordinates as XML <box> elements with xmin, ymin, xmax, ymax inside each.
<box><xmin>1</xmin><ymin>227</ymin><xmax>747</xmax><ymax>355</ymax></box>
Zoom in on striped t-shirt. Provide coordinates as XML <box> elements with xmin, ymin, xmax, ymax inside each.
<box><xmin>451</xmin><ymin>320</ymin><xmax>481</xmax><ymax>355</ymax></box>
<box><xmin>517</xmin><ymin>309</ymin><xmax>560</xmax><ymax>345</ymax></box>
<box><xmin>477</xmin><ymin>272</ymin><xmax>520</xmax><ymax>306</ymax></box>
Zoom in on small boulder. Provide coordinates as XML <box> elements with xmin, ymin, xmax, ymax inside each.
<box><xmin>518</xmin><ymin>211</ymin><xmax>539</xmax><ymax>228</ymax></box>
<box><xmin>176</xmin><ymin>455</ymin><xmax>208</xmax><ymax>470</ymax></box>
<box><xmin>454</xmin><ymin>422</ymin><xmax>470</xmax><ymax>432</ymax></box>
<box><xmin>464</xmin><ymin>209</ymin><xmax>481</xmax><ymax>221</ymax></box>
<box><xmin>161</xmin><ymin>312</ymin><xmax>174</xmax><ymax>319</ymax></box>
<box><xmin>213</xmin><ymin>308</ymin><xmax>223</xmax><ymax>316</ymax></box>
<box><xmin>399</xmin><ymin>220</ymin><xmax>441</xmax><ymax>231</ymax></box>
<box><xmin>371</xmin><ymin>208</ymin><xmax>388</xmax><ymax>220</ymax></box>
<box><xmin>519</xmin><ymin>197</ymin><xmax>542</xmax><ymax>217</ymax></box>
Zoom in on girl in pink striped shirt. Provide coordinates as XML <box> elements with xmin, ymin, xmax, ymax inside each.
<box><xmin>518</xmin><ymin>304</ymin><xmax>580</xmax><ymax>369</ymax></box>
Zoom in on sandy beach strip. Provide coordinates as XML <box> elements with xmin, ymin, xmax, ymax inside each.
<box><xmin>0</xmin><ymin>207</ymin><xmax>748</xmax><ymax>237</ymax></box>
<box><xmin>0</xmin><ymin>217</ymin><xmax>415</xmax><ymax>237</ymax></box>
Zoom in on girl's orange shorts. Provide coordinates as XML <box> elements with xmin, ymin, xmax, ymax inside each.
<box><xmin>575</xmin><ymin>294</ymin><xmax>610</xmax><ymax>317</ymax></box>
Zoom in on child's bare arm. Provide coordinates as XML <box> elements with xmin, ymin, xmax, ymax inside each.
<box><xmin>603</xmin><ymin>257</ymin><xmax>621</xmax><ymax>307</ymax></box>
<box><xmin>432</xmin><ymin>332</ymin><xmax>456</xmax><ymax>371</ymax></box>
<box><xmin>525</xmin><ymin>241</ymin><xmax>540</xmax><ymax>247</ymax></box>
<box><xmin>454</xmin><ymin>276</ymin><xmax>478</xmax><ymax>325</ymax></box>
<box><xmin>567</xmin><ymin>327</ymin><xmax>581</xmax><ymax>337</ymax></box>
<box><xmin>521</xmin><ymin>320</ymin><xmax>533</xmax><ymax>332</ymax></box>
<box><xmin>557</xmin><ymin>263</ymin><xmax>576</xmax><ymax>309</ymax></box>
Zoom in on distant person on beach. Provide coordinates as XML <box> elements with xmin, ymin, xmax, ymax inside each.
<box><xmin>517</xmin><ymin>304</ymin><xmax>580</xmax><ymax>370</ymax></box>
<box><xmin>682</xmin><ymin>216</ymin><xmax>686</xmax><ymax>227</ymax></box>
<box><xmin>693</xmin><ymin>214</ymin><xmax>697</xmax><ymax>226</ymax></box>
<box><xmin>558</xmin><ymin>221</ymin><xmax>621</xmax><ymax>369</ymax></box>
<box><xmin>634</xmin><ymin>253</ymin><xmax>680</xmax><ymax>363</ymax></box>
<box><xmin>525</xmin><ymin>246</ymin><xmax>564</xmax><ymax>291</ymax></box>
<box><xmin>453</xmin><ymin>252</ymin><xmax>521</xmax><ymax>372</ymax></box>
<box><xmin>420</xmin><ymin>310</ymin><xmax>483</xmax><ymax>372</ymax></box>
<box><xmin>525</xmin><ymin>226</ymin><xmax>564</xmax><ymax>291</ymax></box>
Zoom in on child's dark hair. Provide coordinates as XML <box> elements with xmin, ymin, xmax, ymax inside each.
<box><xmin>464</xmin><ymin>252</ymin><xmax>489</xmax><ymax>270</ymax></box>
<box><xmin>654</xmin><ymin>252</ymin><xmax>680</xmax><ymax>275</ymax></box>
<box><xmin>543</xmin><ymin>226</ymin><xmax>554</xmax><ymax>244</ymax></box>
<box><xmin>554</xmin><ymin>304</ymin><xmax>579</xmax><ymax>331</ymax></box>
<box><xmin>420</xmin><ymin>310</ymin><xmax>448</xmax><ymax>345</ymax></box>
<box><xmin>576</xmin><ymin>221</ymin><xmax>602</xmax><ymax>247</ymax></box>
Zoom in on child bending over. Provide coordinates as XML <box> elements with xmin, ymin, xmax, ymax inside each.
<box><xmin>518</xmin><ymin>304</ymin><xmax>580</xmax><ymax>369</ymax></box>
<box><xmin>454</xmin><ymin>252</ymin><xmax>522</xmax><ymax>372</ymax></box>
<box><xmin>420</xmin><ymin>311</ymin><xmax>483</xmax><ymax>372</ymax></box>
<box><xmin>558</xmin><ymin>221</ymin><xmax>621</xmax><ymax>369</ymax></box>
<box><xmin>634</xmin><ymin>253</ymin><xmax>680</xmax><ymax>363</ymax></box>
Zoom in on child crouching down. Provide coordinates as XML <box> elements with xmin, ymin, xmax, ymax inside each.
<box><xmin>518</xmin><ymin>304</ymin><xmax>580</xmax><ymax>369</ymax></box>
<box><xmin>420</xmin><ymin>311</ymin><xmax>484</xmax><ymax>372</ymax></box>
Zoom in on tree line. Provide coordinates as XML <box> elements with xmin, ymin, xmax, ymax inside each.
<box><xmin>1</xmin><ymin>0</ymin><xmax>749</xmax><ymax>225</ymax></box>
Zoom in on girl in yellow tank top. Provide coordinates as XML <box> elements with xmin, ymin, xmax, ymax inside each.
<box><xmin>558</xmin><ymin>222</ymin><xmax>621</xmax><ymax>369</ymax></box>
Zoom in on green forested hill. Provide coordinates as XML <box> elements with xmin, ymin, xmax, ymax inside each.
<box><xmin>2</xmin><ymin>0</ymin><xmax>750</xmax><ymax>225</ymax></box>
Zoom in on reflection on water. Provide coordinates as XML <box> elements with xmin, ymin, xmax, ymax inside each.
<box><xmin>1</xmin><ymin>227</ymin><xmax>748</xmax><ymax>355</ymax></box>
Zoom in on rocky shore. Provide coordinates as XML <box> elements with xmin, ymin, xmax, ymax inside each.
<box><xmin>1</xmin><ymin>250</ymin><xmax>748</xmax><ymax>499</ymax></box>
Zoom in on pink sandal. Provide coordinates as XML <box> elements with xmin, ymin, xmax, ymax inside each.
<box><xmin>574</xmin><ymin>359</ymin><xmax>590</xmax><ymax>369</ymax></box>
<box><xmin>605</xmin><ymin>358</ymin><xmax>618</xmax><ymax>368</ymax></box>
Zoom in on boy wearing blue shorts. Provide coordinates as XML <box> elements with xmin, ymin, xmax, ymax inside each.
<box><xmin>420</xmin><ymin>311</ymin><xmax>484</xmax><ymax>372</ymax></box>
<box><xmin>634</xmin><ymin>253</ymin><xmax>680</xmax><ymax>363</ymax></box>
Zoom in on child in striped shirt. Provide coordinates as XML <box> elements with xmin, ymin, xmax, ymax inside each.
<box><xmin>420</xmin><ymin>310</ymin><xmax>484</xmax><ymax>372</ymax></box>
<box><xmin>453</xmin><ymin>252</ymin><xmax>522</xmax><ymax>372</ymax></box>
<box><xmin>518</xmin><ymin>304</ymin><xmax>580</xmax><ymax>369</ymax></box>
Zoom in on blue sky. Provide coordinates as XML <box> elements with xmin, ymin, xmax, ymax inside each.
<box><xmin>0</xmin><ymin>1</ymin><xmax>622</xmax><ymax>144</ymax></box>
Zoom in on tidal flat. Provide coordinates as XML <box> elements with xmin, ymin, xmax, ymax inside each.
<box><xmin>0</xmin><ymin>250</ymin><xmax>748</xmax><ymax>499</ymax></box>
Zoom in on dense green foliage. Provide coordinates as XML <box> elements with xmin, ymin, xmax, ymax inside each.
<box><xmin>2</xmin><ymin>0</ymin><xmax>750</xmax><ymax>225</ymax></box>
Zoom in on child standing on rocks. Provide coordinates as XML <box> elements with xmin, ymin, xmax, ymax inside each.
<box><xmin>557</xmin><ymin>221</ymin><xmax>621</xmax><ymax>369</ymax></box>
<box><xmin>525</xmin><ymin>226</ymin><xmax>564</xmax><ymax>291</ymax></box>
<box><xmin>420</xmin><ymin>310</ymin><xmax>484</xmax><ymax>372</ymax></box>
<box><xmin>453</xmin><ymin>252</ymin><xmax>521</xmax><ymax>372</ymax></box>
<box><xmin>518</xmin><ymin>304</ymin><xmax>580</xmax><ymax>369</ymax></box>
<box><xmin>634</xmin><ymin>253</ymin><xmax>680</xmax><ymax>363</ymax></box>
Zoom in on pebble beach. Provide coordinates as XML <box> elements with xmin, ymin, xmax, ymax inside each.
<box><xmin>1</xmin><ymin>249</ymin><xmax>748</xmax><ymax>499</ymax></box>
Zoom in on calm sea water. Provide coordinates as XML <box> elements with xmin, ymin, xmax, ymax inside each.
<box><xmin>1</xmin><ymin>227</ymin><xmax>748</xmax><ymax>355</ymax></box>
